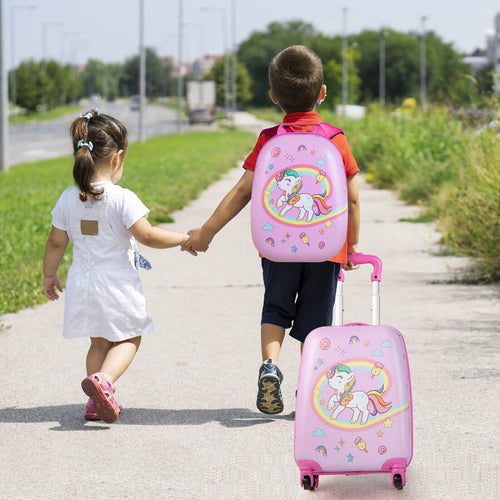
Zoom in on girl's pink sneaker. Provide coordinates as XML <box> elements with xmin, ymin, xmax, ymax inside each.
<box><xmin>81</xmin><ymin>372</ymin><xmax>121</xmax><ymax>423</ymax></box>
<box><xmin>84</xmin><ymin>398</ymin><xmax>100</xmax><ymax>421</ymax></box>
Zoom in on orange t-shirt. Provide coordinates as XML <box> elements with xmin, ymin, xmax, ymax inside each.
<box><xmin>243</xmin><ymin>111</ymin><xmax>359</xmax><ymax>264</ymax></box>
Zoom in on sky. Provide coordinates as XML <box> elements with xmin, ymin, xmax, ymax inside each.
<box><xmin>4</xmin><ymin>0</ymin><xmax>500</xmax><ymax>69</ymax></box>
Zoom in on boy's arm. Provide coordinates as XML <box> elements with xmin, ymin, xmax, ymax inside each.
<box><xmin>186</xmin><ymin>169</ymin><xmax>254</xmax><ymax>252</ymax></box>
<box><xmin>344</xmin><ymin>173</ymin><xmax>360</xmax><ymax>270</ymax></box>
<box><xmin>43</xmin><ymin>226</ymin><xmax>69</xmax><ymax>300</ymax></box>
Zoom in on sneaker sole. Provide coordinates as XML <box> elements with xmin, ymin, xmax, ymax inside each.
<box><xmin>257</xmin><ymin>375</ymin><xmax>284</xmax><ymax>414</ymax></box>
<box><xmin>81</xmin><ymin>376</ymin><xmax>120</xmax><ymax>424</ymax></box>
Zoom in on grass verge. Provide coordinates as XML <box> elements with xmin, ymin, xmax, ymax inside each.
<box><xmin>0</xmin><ymin>128</ymin><xmax>255</xmax><ymax>315</ymax></box>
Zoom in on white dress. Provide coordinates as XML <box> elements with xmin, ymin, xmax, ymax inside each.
<box><xmin>51</xmin><ymin>181</ymin><xmax>154</xmax><ymax>341</ymax></box>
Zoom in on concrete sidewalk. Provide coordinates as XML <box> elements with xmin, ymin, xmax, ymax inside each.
<box><xmin>1</xmin><ymin>124</ymin><xmax>499</xmax><ymax>498</ymax></box>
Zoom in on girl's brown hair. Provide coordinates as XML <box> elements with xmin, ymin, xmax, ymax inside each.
<box><xmin>69</xmin><ymin>109</ymin><xmax>128</xmax><ymax>201</ymax></box>
<box><xmin>268</xmin><ymin>45</ymin><xmax>324</xmax><ymax>114</ymax></box>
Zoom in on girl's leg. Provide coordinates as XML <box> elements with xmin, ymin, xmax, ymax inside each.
<box><xmin>86</xmin><ymin>336</ymin><xmax>141</xmax><ymax>383</ymax></box>
<box><xmin>99</xmin><ymin>336</ymin><xmax>142</xmax><ymax>384</ymax></box>
<box><xmin>86</xmin><ymin>337</ymin><xmax>113</xmax><ymax>376</ymax></box>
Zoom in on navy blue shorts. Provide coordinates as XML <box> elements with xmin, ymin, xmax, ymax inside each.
<box><xmin>261</xmin><ymin>258</ymin><xmax>341</xmax><ymax>343</ymax></box>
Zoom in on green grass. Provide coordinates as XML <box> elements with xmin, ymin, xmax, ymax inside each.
<box><xmin>9</xmin><ymin>104</ymin><xmax>82</xmax><ymax>124</ymax></box>
<box><xmin>0</xmin><ymin>128</ymin><xmax>255</xmax><ymax>315</ymax></box>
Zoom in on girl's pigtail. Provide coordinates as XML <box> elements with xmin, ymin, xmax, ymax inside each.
<box><xmin>69</xmin><ymin>111</ymin><xmax>103</xmax><ymax>201</ymax></box>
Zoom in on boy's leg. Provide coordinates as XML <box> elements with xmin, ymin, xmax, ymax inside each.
<box><xmin>261</xmin><ymin>323</ymin><xmax>285</xmax><ymax>364</ymax></box>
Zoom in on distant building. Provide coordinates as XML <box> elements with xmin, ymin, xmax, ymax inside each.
<box><xmin>188</xmin><ymin>53</ymin><xmax>221</xmax><ymax>79</ymax></box>
<box><xmin>464</xmin><ymin>48</ymin><xmax>489</xmax><ymax>75</ymax></box>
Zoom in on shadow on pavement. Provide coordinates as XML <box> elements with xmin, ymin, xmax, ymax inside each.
<box><xmin>0</xmin><ymin>405</ymin><xmax>295</xmax><ymax>431</ymax></box>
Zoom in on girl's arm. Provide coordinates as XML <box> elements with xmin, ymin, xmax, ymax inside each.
<box><xmin>129</xmin><ymin>217</ymin><xmax>193</xmax><ymax>252</ymax></box>
<box><xmin>43</xmin><ymin>226</ymin><xmax>69</xmax><ymax>300</ymax></box>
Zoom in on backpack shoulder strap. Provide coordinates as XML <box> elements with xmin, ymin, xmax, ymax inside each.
<box><xmin>319</xmin><ymin>122</ymin><xmax>344</xmax><ymax>139</ymax></box>
<box><xmin>260</xmin><ymin>125</ymin><xmax>280</xmax><ymax>138</ymax></box>
<box><xmin>260</xmin><ymin>122</ymin><xmax>344</xmax><ymax>140</ymax></box>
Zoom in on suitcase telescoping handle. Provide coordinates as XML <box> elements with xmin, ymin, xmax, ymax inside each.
<box><xmin>334</xmin><ymin>253</ymin><xmax>382</xmax><ymax>326</ymax></box>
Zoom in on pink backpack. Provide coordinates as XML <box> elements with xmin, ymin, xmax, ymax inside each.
<box><xmin>251</xmin><ymin>122</ymin><xmax>347</xmax><ymax>262</ymax></box>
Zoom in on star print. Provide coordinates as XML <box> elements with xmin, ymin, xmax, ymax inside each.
<box><xmin>384</xmin><ymin>418</ymin><xmax>393</xmax><ymax>428</ymax></box>
<box><xmin>325</xmin><ymin>220</ymin><xmax>333</xmax><ymax>228</ymax></box>
<box><xmin>317</xmin><ymin>358</ymin><xmax>324</xmax><ymax>365</ymax></box>
<box><xmin>313</xmin><ymin>388</ymin><xmax>321</xmax><ymax>399</ymax></box>
<box><xmin>338</xmin><ymin>439</ymin><xmax>345</xmax><ymax>447</ymax></box>
<box><xmin>285</xmin><ymin>233</ymin><xmax>291</xmax><ymax>239</ymax></box>
<box><xmin>377</xmin><ymin>431</ymin><xmax>384</xmax><ymax>437</ymax></box>
<box><xmin>364</xmin><ymin>341</ymin><xmax>370</xmax><ymax>346</ymax></box>
<box><xmin>268</xmin><ymin>164</ymin><xmax>274</xmax><ymax>170</ymax></box>
<box><xmin>347</xmin><ymin>453</ymin><xmax>354</xmax><ymax>462</ymax></box>
<box><xmin>320</xmin><ymin>399</ymin><xmax>326</xmax><ymax>406</ymax></box>
<box><xmin>291</xmin><ymin>246</ymin><xmax>297</xmax><ymax>253</ymax></box>
<box><xmin>281</xmin><ymin>239</ymin><xmax>287</xmax><ymax>244</ymax></box>
<box><xmin>335</xmin><ymin>446</ymin><xmax>340</xmax><ymax>452</ymax></box>
<box><xmin>319</xmin><ymin>229</ymin><xmax>324</xmax><ymax>235</ymax></box>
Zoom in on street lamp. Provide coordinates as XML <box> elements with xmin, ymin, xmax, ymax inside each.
<box><xmin>341</xmin><ymin>7</ymin><xmax>347</xmax><ymax>115</ymax></box>
<box><xmin>379</xmin><ymin>30</ymin><xmax>388</xmax><ymax>106</ymax></box>
<box><xmin>1</xmin><ymin>0</ymin><xmax>8</xmax><ymax>172</ymax></box>
<box><xmin>10</xmin><ymin>4</ymin><xmax>36</xmax><ymax>121</ymax></box>
<box><xmin>201</xmin><ymin>5</ymin><xmax>229</xmax><ymax>115</ymax></box>
<box><xmin>230</xmin><ymin>0</ymin><xmax>237</xmax><ymax>120</ymax></box>
<box><xmin>177</xmin><ymin>0</ymin><xmax>183</xmax><ymax>132</ymax></box>
<box><xmin>420</xmin><ymin>16</ymin><xmax>428</xmax><ymax>109</ymax></box>
<box><xmin>42</xmin><ymin>21</ymin><xmax>65</xmax><ymax>61</ymax></box>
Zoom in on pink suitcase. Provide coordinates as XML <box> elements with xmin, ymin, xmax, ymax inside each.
<box><xmin>294</xmin><ymin>253</ymin><xmax>413</xmax><ymax>491</ymax></box>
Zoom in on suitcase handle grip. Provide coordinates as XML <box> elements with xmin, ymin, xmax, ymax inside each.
<box><xmin>339</xmin><ymin>253</ymin><xmax>382</xmax><ymax>282</ymax></box>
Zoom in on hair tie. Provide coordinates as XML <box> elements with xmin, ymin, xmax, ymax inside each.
<box><xmin>79</xmin><ymin>108</ymin><xmax>100</xmax><ymax>121</ymax></box>
<box><xmin>77</xmin><ymin>139</ymin><xmax>93</xmax><ymax>151</ymax></box>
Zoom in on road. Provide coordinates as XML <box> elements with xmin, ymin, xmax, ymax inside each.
<box><xmin>7</xmin><ymin>99</ymin><xmax>216</xmax><ymax>166</ymax></box>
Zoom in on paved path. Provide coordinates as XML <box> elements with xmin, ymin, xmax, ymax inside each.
<box><xmin>0</xmin><ymin>116</ymin><xmax>498</xmax><ymax>499</ymax></box>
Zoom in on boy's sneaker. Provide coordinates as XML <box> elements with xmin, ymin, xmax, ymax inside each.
<box><xmin>81</xmin><ymin>372</ymin><xmax>121</xmax><ymax>423</ymax></box>
<box><xmin>257</xmin><ymin>359</ymin><xmax>284</xmax><ymax>414</ymax></box>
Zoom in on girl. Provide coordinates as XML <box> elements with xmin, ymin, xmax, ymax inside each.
<box><xmin>43</xmin><ymin>109</ymin><xmax>193</xmax><ymax>423</ymax></box>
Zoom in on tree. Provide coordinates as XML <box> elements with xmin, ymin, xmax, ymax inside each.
<box><xmin>119</xmin><ymin>48</ymin><xmax>173</xmax><ymax>98</ymax></box>
<box><xmin>14</xmin><ymin>60</ymin><xmax>44</xmax><ymax>112</ymax></box>
<box><xmin>205</xmin><ymin>55</ymin><xmax>253</xmax><ymax>109</ymax></box>
<box><xmin>238</xmin><ymin>21</ymin><xmax>320</xmax><ymax>107</ymax></box>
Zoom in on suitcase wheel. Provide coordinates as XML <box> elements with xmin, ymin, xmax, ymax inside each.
<box><xmin>392</xmin><ymin>470</ymin><xmax>405</xmax><ymax>490</ymax></box>
<box><xmin>302</xmin><ymin>474</ymin><xmax>319</xmax><ymax>491</ymax></box>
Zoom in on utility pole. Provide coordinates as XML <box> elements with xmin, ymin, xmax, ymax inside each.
<box><xmin>177</xmin><ymin>0</ymin><xmax>183</xmax><ymax>133</ymax></box>
<box><xmin>0</xmin><ymin>0</ymin><xmax>8</xmax><ymax>172</ymax></box>
<box><xmin>379</xmin><ymin>30</ymin><xmax>387</xmax><ymax>106</ymax></box>
<box><xmin>341</xmin><ymin>7</ymin><xmax>347</xmax><ymax>116</ymax></box>
<box><xmin>420</xmin><ymin>16</ymin><xmax>428</xmax><ymax>109</ymax></box>
<box><xmin>139</xmin><ymin>0</ymin><xmax>145</xmax><ymax>142</ymax></box>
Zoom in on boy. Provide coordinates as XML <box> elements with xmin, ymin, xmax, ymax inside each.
<box><xmin>184</xmin><ymin>45</ymin><xmax>360</xmax><ymax>414</ymax></box>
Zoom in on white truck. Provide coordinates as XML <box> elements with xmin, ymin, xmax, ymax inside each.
<box><xmin>186</xmin><ymin>80</ymin><xmax>216</xmax><ymax>125</ymax></box>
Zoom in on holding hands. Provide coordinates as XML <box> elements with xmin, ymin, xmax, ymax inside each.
<box><xmin>181</xmin><ymin>226</ymin><xmax>213</xmax><ymax>255</ymax></box>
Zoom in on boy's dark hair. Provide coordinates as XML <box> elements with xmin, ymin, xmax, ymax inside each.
<box><xmin>268</xmin><ymin>45</ymin><xmax>324</xmax><ymax>114</ymax></box>
<box><xmin>69</xmin><ymin>109</ymin><xmax>128</xmax><ymax>202</ymax></box>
